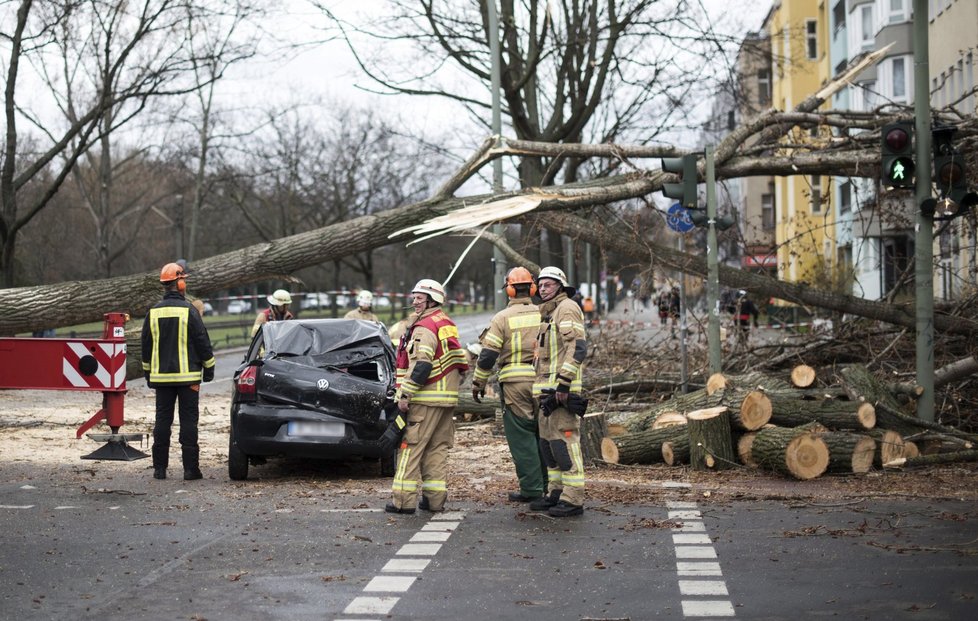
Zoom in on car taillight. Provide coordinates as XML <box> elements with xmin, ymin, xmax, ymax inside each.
<box><xmin>237</xmin><ymin>366</ymin><xmax>258</xmax><ymax>401</ymax></box>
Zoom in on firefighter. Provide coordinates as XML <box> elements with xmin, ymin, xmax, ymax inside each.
<box><xmin>345</xmin><ymin>290</ymin><xmax>380</xmax><ymax>322</ymax></box>
<box><xmin>142</xmin><ymin>263</ymin><xmax>216</xmax><ymax>481</ymax></box>
<box><xmin>250</xmin><ymin>289</ymin><xmax>294</xmax><ymax>336</ymax></box>
<box><xmin>471</xmin><ymin>266</ymin><xmax>547</xmax><ymax>504</ymax></box>
<box><xmin>387</xmin><ymin>279</ymin><xmax>468</xmax><ymax>514</ymax></box>
<box><xmin>530</xmin><ymin>266</ymin><xmax>587</xmax><ymax>517</ymax></box>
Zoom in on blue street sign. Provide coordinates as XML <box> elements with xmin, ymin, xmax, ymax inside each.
<box><xmin>667</xmin><ymin>202</ymin><xmax>695</xmax><ymax>233</ymax></box>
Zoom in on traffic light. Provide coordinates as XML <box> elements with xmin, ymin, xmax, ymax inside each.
<box><xmin>689</xmin><ymin>210</ymin><xmax>735</xmax><ymax>230</ymax></box>
<box><xmin>880</xmin><ymin>122</ymin><xmax>915</xmax><ymax>189</ymax></box>
<box><xmin>661</xmin><ymin>154</ymin><xmax>698</xmax><ymax>209</ymax></box>
<box><xmin>927</xmin><ymin>125</ymin><xmax>978</xmax><ymax>219</ymax></box>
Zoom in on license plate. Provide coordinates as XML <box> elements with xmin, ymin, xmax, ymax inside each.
<box><xmin>287</xmin><ymin>421</ymin><xmax>345</xmax><ymax>437</ymax></box>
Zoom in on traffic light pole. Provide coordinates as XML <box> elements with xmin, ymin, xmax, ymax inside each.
<box><xmin>912</xmin><ymin>0</ymin><xmax>934</xmax><ymax>422</ymax></box>
<box><xmin>705</xmin><ymin>145</ymin><xmax>722</xmax><ymax>374</ymax></box>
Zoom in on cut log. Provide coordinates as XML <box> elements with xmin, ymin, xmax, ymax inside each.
<box><xmin>662</xmin><ymin>436</ymin><xmax>691</xmax><ymax>466</ymax></box>
<box><xmin>599</xmin><ymin>425</ymin><xmax>688</xmax><ymax>465</ymax></box>
<box><xmin>623</xmin><ymin>388</ymin><xmax>722</xmax><ymax>433</ymax></box>
<box><xmin>884</xmin><ymin>449</ymin><xmax>978</xmax><ymax>468</ymax></box>
<box><xmin>737</xmin><ymin>432</ymin><xmax>759</xmax><ymax>467</ymax></box>
<box><xmin>790</xmin><ymin>364</ymin><xmax>816</xmax><ymax>388</ymax></box>
<box><xmin>651</xmin><ymin>411</ymin><xmax>687</xmax><ymax>430</ymax></box>
<box><xmin>607</xmin><ymin>423</ymin><xmax>627</xmax><ymax>437</ymax></box>
<box><xmin>766</xmin><ymin>394</ymin><xmax>876</xmax><ymax>430</ymax></box>
<box><xmin>903</xmin><ymin>441</ymin><xmax>919</xmax><ymax>459</ymax></box>
<box><xmin>868</xmin><ymin>429</ymin><xmax>905</xmax><ymax>467</ymax></box>
<box><xmin>686</xmin><ymin>406</ymin><xmax>736</xmax><ymax>471</ymax></box>
<box><xmin>751</xmin><ymin>426</ymin><xmax>830</xmax><ymax>480</ymax></box>
<box><xmin>706</xmin><ymin>373</ymin><xmax>727</xmax><ymax>395</ymax></box>
<box><xmin>736</xmin><ymin>391</ymin><xmax>773</xmax><ymax>431</ymax></box>
<box><xmin>838</xmin><ymin>365</ymin><xmax>918</xmax><ymax>435</ymax></box>
<box><xmin>579</xmin><ymin>413</ymin><xmax>609</xmax><ymax>465</ymax></box>
<box><xmin>817</xmin><ymin>432</ymin><xmax>876</xmax><ymax>474</ymax></box>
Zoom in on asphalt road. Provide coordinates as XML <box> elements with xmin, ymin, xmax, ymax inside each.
<box><xmin>1</xmin><ymin>469</ymin><xmax>975</xmax><ymax>620</ymax></box>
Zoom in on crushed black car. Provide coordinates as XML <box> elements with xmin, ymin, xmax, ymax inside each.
<box><xmin>228</xmin><ymin>318</ymin><xmax>400</xmax><ymax>480</ymax></box>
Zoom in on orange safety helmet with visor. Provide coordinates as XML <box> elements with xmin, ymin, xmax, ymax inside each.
<box><xmin>505</xmin><ymin>266</ymin><xmax>537</xmax><ymax>298</ymax></box>
<box><xmin>159</xmin><ymin>262</ymin><xmax>187</xmax><ymax>293</ymax></box>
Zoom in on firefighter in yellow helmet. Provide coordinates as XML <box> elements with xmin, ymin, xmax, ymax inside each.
<box><xmin>471</xmin><ymin>266</ymin><xmax>547</xmax><ymax>503</ymax></box>
<box><xmin>250</xmin><ymin>289</ymin><xmax>294</xmax><ymax>336</ymax></box>
<box><xmin>386</xmin><ymin>279</ymin><xmax>468</xmax><ymax>514</ymax></box>
<box><xmin>531</xmin><ymin>266</ymin><xmax>587</xmax><ymax>517</ymax></box>
<box><xmin>345</xmin><ymin>290</ymin><xmax>380</xmax><ymax>322</ymax></box>
<box><xmin>141</xmin><ymin>263</ymin><xmax>216</xmax><ymax>481</ymax></box>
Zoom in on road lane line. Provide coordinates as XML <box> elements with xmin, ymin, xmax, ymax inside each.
<box><xmin>666</xmin><ymin>500</ymin><xmax>736</xmax><ymax>617</ymax></box>
<box><xmin>0</xmin><ymin>505</ymin><xmax>35</xmax><ymax>509</ymax></box>
<box><xmin>363</xmin><ymin>576</ymin><xmax>416</xmax><ymax>592</ymax></box>
<box><xmin>409</xmin><ymin>531</ymin><xmax>452</xmax><ymax>542</ymax></box>
<box><xmin>343</xmin><ymin>596</ymin><xmax>399</xmax><ymax>615</ymax></box>
<box><xmin>382</xmin><ymin>558</ymin><xmax>430</xmax><ymax>573</ymax></box>
<box><xmin>395</xmin><ymin>543</ymin><xmax>442</xmax><ymax>555</ymax></box>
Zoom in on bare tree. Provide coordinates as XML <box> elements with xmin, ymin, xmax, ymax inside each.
<box><xmin>0</xmin><ymin>0</ymin><xmax>214</xmax><ymax>287</ymax></box>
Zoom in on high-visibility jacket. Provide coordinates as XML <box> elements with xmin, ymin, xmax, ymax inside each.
<box><xmin>473</xmin><ymin>297</ymin><xmax>539</xmax><ymax>387</ymax></box>
<box><xmin>533</xmin><ymin>292</ymin><xmax>586</xmax><ymax>397</ymax></box>
<box><xmin>251</xmin><ymin>306</ymin><xmax>294</xmax><ymax>337</ymax></box>
<box><xmin>395</xmin><ymin>307</ymin><xmax>468</xmax><ymax>406</ymax></box>
<box><xmin>344</xmin><ymin>307</ymin><xmax>380</xmax><ymax>322</ymax></box>
<box><xmin>141</xmin><ymin>292</ymin><xmax>216</xmax><ymax>386</ymax></box>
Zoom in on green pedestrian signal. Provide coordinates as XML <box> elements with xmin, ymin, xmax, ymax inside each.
<box><xmin>880</xmin><ymin>122</ymin><xmax>915</xmax><ymax>190</ymax></box>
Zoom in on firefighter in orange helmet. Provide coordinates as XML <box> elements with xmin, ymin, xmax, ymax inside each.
<box><xmin>141</xmin><ymin>263</ymin><xmax>216</xmax><ymax>481</ymax></box>
<box><xmin>386</xmin><ymin>279</ymin><xmax>468</xmax><ymax>514</ymax></box>
<box><xmin>472</xmin><ymin>266</ymin><xmax>547</xmax><ymax>503</ymax></box>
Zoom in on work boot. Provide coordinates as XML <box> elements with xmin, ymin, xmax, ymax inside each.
<box><xmin>418</xmin><ymin>496</ymin><xmax>444</xmax><ymax>513</ymax></box>
<box><xmin>547</xmin><ymin>500</ymin><xmax>584</xmax><ymax>518</ymax></box>
<box><xmin>384</xmin><ymin>502</ymin><xmax>416</xmax><ymax>515</ymax></box>
<box><xmin>183</xmin><ymin>469</ymin><xmax>203</xmax><ymax>481</ymax></box>
<box><xmin>508</xmin><ymin>491</ymin><xmax>542</xmax><ymax>502</ymax></box>
<box><xmin>153</xmin><ymin>467</ymin><xmax>166</xmax><ymax>480</ymax></box>
<box><xmin>529</xmin><ymin>489</ymin><xmax>561</xmax><ymax>512</ymax></box>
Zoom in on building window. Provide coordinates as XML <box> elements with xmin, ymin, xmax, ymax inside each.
<box><xmin>761</xmin><ymin>193</ymin><xmax>775</xmax><ymax>230</ymax></box>
<box><xmin>833</xmin><ymin>0</ymin><xmax>846</xmax><ymax>37</ymax></box>
<box><xmin>806</xmin><ymin>20</ymin><xmax>818</xmax><ymax>60</ymax></box>
<box><xmin>811</xmin><ymin>176</ymin><xmax>823</xmax><ymax>213</ymax></box>
<box><xmin>840</xmin><ymin>181</ymin><xmax>852</xmax><ymax>214</ymax></box>
<box><xmin>880</xmin><ymin>0</ymin><xmax>909</xmax><ymax>24</ymax></box>
<box><xmin>892</xmin><ymin>57</ymin><xmax>906</xmax><ymax>100</ymax></box>
<box><xmin>757</xmin><ymin>70</ymin><xmax>771</xmax><ymax>105</ymax></box>
<box><xmin>859</xmin><ymin>4</ymin><xmax>874</xmax><ymax>49</ymax></box>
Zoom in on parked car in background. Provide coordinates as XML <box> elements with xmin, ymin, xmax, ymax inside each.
<box><xmin>227</xmin><ymin>299</ymin><xmax>252</xmax><ymax>314</ymax></box>
<box><xmin>299</xmin><ymin>292</ymin><xmax>331</xmax><ymax>310</ymax></box>
<box><xmin>228</xmin><ymin>318</ymin><xmax>399</xmax><ymax>480</ymax></box>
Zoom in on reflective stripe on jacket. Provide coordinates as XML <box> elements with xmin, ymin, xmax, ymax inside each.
<box><xmin>533</xmin><ymin>292</ymin><xmax>586</xmax><ymax>397</ymax></box>
<box><xmin>395</xmin><ymin>308</ymin><xmax>468</xmax><ymax>406</ymax></box>
<box><xmin>473</xmin><ymin>298</ymin><xmax>539</xmax><ymax>385</ymax></box>
<box><xmin>141</xmin><ymin>292</ymin><xmax>216</xmax><ymax>386</ymax></box>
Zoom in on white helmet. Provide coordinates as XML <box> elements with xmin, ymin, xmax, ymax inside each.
<box><xmin>537</xmin><ymin>266</ymin><xmax>569</xmax><ymax>287</ymax></box>
<box><xmin>267</xmin><ymin>289</ymin><xmax>292</xmax><ymax>306</ymax></box>
<box><xmin>357</xmin><ymin>290</ymin><xmax>374</xmax><ymax>307</ymax></box>
<box><xmin>412</xmin><ymin>278</ymin><xmax>445</xmax><ymax>305</ymax></box>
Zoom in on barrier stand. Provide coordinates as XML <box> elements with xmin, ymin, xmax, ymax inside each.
<box><xmin>0</xmin><ymin>312</ymin><xmax>148</xmax><ymax>461</ymax></box>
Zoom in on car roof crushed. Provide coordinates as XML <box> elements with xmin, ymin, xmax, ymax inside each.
<box><xmin>261</xmin><ymin>319</ymin><xmax>395</xmax><ymax>368</ymax></box>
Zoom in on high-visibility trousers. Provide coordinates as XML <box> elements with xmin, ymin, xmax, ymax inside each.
<box><xmin>538</xmin><ymin>406</ymin><xmax>585</xmax><ymax>506</ymax></box>
<box><xmin>390</xmin><ymin>403</ymin><xmax>455</xmax><ymax>511</ymax></box>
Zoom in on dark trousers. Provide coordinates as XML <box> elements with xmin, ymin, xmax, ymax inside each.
<box><xmin>152</xmin><ymin>385</ymin><xmax>200</xmax><ymax>470</ymax></box>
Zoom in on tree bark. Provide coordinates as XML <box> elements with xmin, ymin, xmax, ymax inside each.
<box><xmin>580</xmin><ymin>412</ymin><xmax>609</xmax><ymax>465</ymax></box>
<box><xmin>817</xmin><ymin>432</ymin><xmax>876</xmax><ymax>474</ymax></box>
<box><xmin>751</xmin><ymin>426</ymin><xmax>830</xmax><ymax>480</ymax></box>
<box><xmin>884</xmin><ymin>450</ymin><xmax>978</xmax><ymax>468</ymax></box>
<box><xmin>600</xmin><ymin>424</ymin><xmax>687</xmax><ymax>465</ymax></box>
<box><xmin>662</xmin><ymin>436</ymin><xmax>691</xmax><ymax>466</ymax></box>
<box><xmin>766</xmin><ymin>394</ymin><xmax>876</xmax><ymax>430</ymax></box>
<box><xmin>686</xmin><ymin>406</ymin><xmax>736</xmax><ymax>471</ymax></box>
<box><xmin>868</xmin><ymin>429</ymin><xmax>906</xmax><ymax>468</ymax></box>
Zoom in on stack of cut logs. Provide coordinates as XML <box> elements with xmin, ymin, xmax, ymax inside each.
<box><xmin>585</xmin><ymin>364</ymin><xmax>978</xmax><ymax>480</ymax></box>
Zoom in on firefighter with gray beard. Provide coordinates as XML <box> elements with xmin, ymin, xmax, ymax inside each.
<box><xmin>530</xmin><ymin>266</ymin><xmax>588</xmax><ymax>517</ymax></box>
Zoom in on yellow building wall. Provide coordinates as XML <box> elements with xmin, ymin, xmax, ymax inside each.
<box><xmin>770</xmin><ymin>0</ymin><xmax>835</xmax><ymax>289</ymax></box>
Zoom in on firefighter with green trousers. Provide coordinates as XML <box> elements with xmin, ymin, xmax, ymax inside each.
<box><xmin>472</xmin><ymin>266</ymin><xmax>547</xmax><ymax>504</ymax></box>
<box><xmin>531</xmin><ymin>266</ymin><xmax>587</xmax><ymax>517</ymax></box>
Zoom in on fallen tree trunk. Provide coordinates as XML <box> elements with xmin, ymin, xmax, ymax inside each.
<box><xmin>884</xmin><ymin>449</ymin><xmax>978</xmax><ymax>468</ymax></box>
<box><xmin>662</xmin><ymin>436</ymin><xmax>691</xmax><ymax>466</ymax></box>
<box><xmin>580</xmin><ymin>413</ymin><xmax>609</xmax><ymax>465</ymax></box>
<box><xmin>687</xmin><ymin>406</ymin><xmax>736</xmax><ymax>471</ymax></box>
<box><xmin>790</xmin><ymin>364</ymin><xmax>816</xmax><ymax>388</ymax></box>
<box><xmin>868</xmin><ymin>429</ymin><xmax>905</xmax><ymax>468</ymax></box>
<box><xmin>751</xmin><ymin>426</ymin><xmax>830</xmax><ymax>480</ymax></box>
<box><xmin>600</xmin><ymin>424</ymin><xmax>688</xmax><ymax>465</ymax></box>
<box><xmin>817</xmin><ymin>431</ymin><xmax>876</xmax><ymax>474</ymax></box>
<box><xmin>766</xmin><ymin>394</ymin><xmax>876</xmax><ymax>430</ymax></box>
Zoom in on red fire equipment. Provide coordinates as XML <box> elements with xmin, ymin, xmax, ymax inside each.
<box><xmin>0</xmin><ymin>313</ymin><xmax>148</xmax><ymax>461</ymax></box>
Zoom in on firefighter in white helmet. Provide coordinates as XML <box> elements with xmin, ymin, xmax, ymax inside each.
<box><xmin>345</xmin><ymin>290</ymin><xmax>380</xmax><ymax>322</ymax></box>
<box><xmin>251</xmin><ymin>289</ymin><xmax>294</xmax><ymax>336</ymax></box>
<box><xmin>530</xmin><ymin>266</ymin><xmax>587</xmax><ymax>517</ymax></box>
<box><xmin>471</xmin><ymin>266</ymin><xmax>547</xmax><ymax>504</ymax></box>
<box><xmin>386</xmin><ymin>278</ymin><xmax>468</xmax><ymax>514</ymax></box>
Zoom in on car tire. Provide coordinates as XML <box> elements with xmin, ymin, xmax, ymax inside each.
<box><xmin>228</xmin><ymin>429</ymin><xmax>249</xmax><ymax>481</ymax></box>
<box><xmin>380</xmin><ymin>446</ymin><xmax>397</xmax><ymax>478</ymax></box>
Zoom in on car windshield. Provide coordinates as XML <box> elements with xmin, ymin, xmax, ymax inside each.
<box><xmin>261</xmin><ymin>319</ymin><xmax>394</xmax><ymax>369</ymax></box>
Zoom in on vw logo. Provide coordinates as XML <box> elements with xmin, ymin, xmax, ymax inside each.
<box><xmin>317</xmin><ymin>379</ymin><xmax>330</xmax><ymax>391</ymax></box>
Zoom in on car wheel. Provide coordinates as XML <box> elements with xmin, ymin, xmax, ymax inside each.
<box><xmin>228</xmin><ymin>429</ymin><xmax>249</xmax><ymax>481</ymax></box>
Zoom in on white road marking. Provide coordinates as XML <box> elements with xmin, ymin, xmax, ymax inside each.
<box><xmin>382</xmin><ymin>558</ymin><xmax>430</xmax><ymax>573</ymax></box>
<box><xmin>673</xmin><ymin>533</ymin><xmax>712</xmax><ymax>545</ymax></box>
<box><xmin>0</xmin><ymin>505</ymin><xmax>34</xmax><ymax>509</ymax></box>
<box><xmin>395</xmin><ymin>543</ymin><xmax>442</xmax><ymax>556</ymax></box>
<box><xmin>53</xmin><ymin>506</ymin><xmax>79</xmax><ymax>510</ymax></box>
<box><xmin>681</xmin><ymin>600</ymin><xmax>736</xmax><ymax>617</ymax></box>
<box><xmin>409</xmin><ymin>531</ymin><xmax>452</xmax><ymax>542</ymax></box>
<box><xmin>679</xmin><ymin>580</ymin><xmax>729</xmax><ymax>596</ymax></box>
<box><xmin>668</xmin><ymin>510</ymin><xmax>702</xmax><ymax>520</ymax></box>
<box><xmin>343</xmin><ymin>596</ymin><xmax>399</xmax><ymax>615</ymax></box>
<box><xmin>363</xmin><ymin>576</ymin><xmax>416</xmax><ymax>592</ymax></box>
<box><xmin>674</xmin><ymin>546</ymin><xmax>718</xmax><ymax>559</ymax></box>
<box><xmin>677</xmin><ymin>562</ymin><xmax>723</xmax><ymax>576</ymax></box>
<box><xmin>421</xmin><ymin>521</ymin><xmax>459</xmax><ymax>531</ymax></box>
